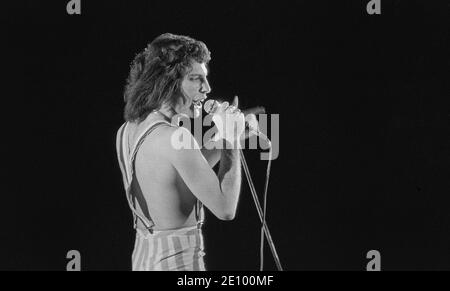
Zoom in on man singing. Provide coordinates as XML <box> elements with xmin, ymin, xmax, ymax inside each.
<box><xmin>116</xmin><ymin>33</ymin><xmax>253</xmax><ymax>271</ymax></box>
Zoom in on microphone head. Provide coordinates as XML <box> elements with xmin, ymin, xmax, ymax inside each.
<box><xmin>203</xmin><ymin>99</ymin><xmax>216</xmax><ymax>114</ymax></box>
<box><xmin>204</xmin><ymin>99</ymin><xmax>266</xmax><ymax>116</ymax></box>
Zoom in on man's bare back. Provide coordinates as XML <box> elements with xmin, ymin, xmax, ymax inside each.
<box><xmin>126</xmin><ymin>113</ymin><xmax>199</xmax><ymax>231</ymax></box>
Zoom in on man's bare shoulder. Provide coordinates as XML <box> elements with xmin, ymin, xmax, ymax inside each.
<box><xmin>140</xmin><ymin>124</ymin><xmax>197</xmax><ymax>154</ymax></box>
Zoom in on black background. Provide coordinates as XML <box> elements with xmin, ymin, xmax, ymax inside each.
<box><xmin>3</xmin><ymin>0</ymin><xmax>449</xmax><ymax>270</ymax></box>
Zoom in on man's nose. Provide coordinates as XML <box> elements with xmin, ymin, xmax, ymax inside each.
<box><xmin>200</xmin><ymin>79</ymin><xmax>211</xmax><ymax>94</ymax></box>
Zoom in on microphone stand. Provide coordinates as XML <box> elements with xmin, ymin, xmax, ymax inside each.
<box><xmin>204</xmin><ymin>102</ymin><xmax>283</xmax><ymax>270</ymax></box>
<box><xmin>239</xmin><ymin>146</ymin><xmax>283</xmax><ymax>271</ymax></box>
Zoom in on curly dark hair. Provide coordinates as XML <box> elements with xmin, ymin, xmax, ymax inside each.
<box><xmin>123</xmin><ymin>33</ymin><xmax>212</xmax><ymax>123</ymax></box>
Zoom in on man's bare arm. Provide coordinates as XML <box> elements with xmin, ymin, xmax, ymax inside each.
<box><xmin>201</xmin><ymin>126</ymin><xmax>255</xmax><ymax>168</ymax></box>
<box><xmin>164</xmin><ymin>127</ymin><xmax>242</xmax><ymax>220</ymax></box>
<box><xmin>201</xmin><ymin>141</ymin><xmax>222</xmax><ymax>168</ymax></box>
<box><xmin>216</xmin><ymin>146</ymin><xmax>241</xmax><ymax>219</ymax></box>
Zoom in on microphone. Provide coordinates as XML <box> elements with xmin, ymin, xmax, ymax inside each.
<box><xmin>203</xmin><ymin>99</ymin><xmax>266</xmax><ymax>116</ymax></box>
<box><xmin>203</xmin><ymin>99</ymin><xmax>271</xmax><ymax>148</ymax></box>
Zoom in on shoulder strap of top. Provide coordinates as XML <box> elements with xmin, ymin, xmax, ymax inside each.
<box><xmin>117</xmin><ymin>119</ymin><xmax>205</xmax><ymax>232</ymax></box>
<box><xmin>118</xmin><ymin>120</ymin><xmax>174</xmax><ymax>233</ymax></box>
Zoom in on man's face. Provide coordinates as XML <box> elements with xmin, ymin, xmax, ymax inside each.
<box><xmin>176</xmin><ymin>61</ymin><xmax>211</xmax><ymax>118</ymax></box>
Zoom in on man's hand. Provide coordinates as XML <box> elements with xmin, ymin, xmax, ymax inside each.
<box><xmin>210</xmin><ymin>96</ymin><xmax>246</xmax><ymax>148</ymax></box>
